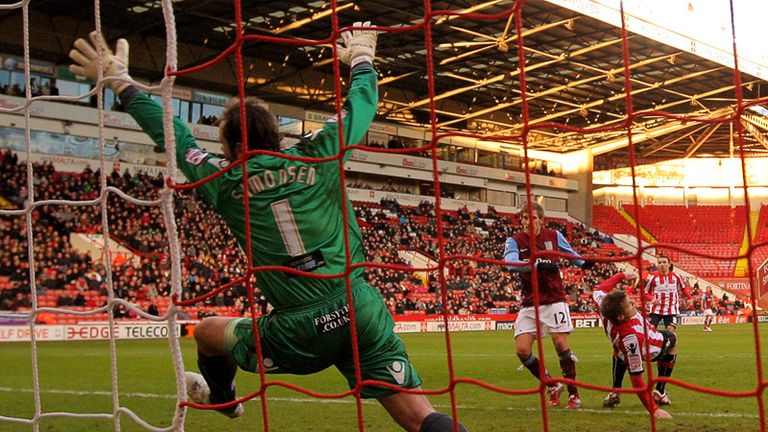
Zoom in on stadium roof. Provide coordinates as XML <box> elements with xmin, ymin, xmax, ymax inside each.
<box><xmin>2</xmin><ymin>0</ymin><xmax>767</xmax><ymax>162</ymax></box>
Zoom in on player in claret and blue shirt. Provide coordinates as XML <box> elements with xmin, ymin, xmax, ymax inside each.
<box><xmin>503</xmin><ymin>201</ymin><xmax>595</xmax><ymax>410</ymax></box>
<box><xmin>68</xmin><ymin>24</ymin><xmax>468</xmax><ymax>432</ymax></box>
<box><xmin>593</xmin><ymin>271</ymin><xmax>674</xmax><ymax>420</ymax></box>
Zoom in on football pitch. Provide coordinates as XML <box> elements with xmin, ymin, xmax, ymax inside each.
<box><xmin>1</xmin><ymin>324</ymin><xmax>766</xmax><ymax>432</ymax></box>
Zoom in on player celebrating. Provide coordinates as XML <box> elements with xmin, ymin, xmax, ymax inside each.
<box><xmin>594</xmin><ymin>271</ymin><xmax>673</xmax><ymax>419</ymax></box>
<box><xmin>503</xmin><ymin>201</ymin><xmax>593</xmax><ymax>409</ymax></box>
<box><xmin>68</xmin><ymin>26</ymin><xmax>468</xmax><ymax>432</ymax></box>
<box><xmin>644</xmin><ymin>254</ymin><xmax>688</xmax><ymax>404</ymax></box>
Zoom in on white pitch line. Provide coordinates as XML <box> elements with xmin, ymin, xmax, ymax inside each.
<box><xmin>0</xmin><ymin>387</ymin><xmax>759</xmax><ymax>419</ymax></box>
<box><xmin>0</xmin><ymin>387</ymin><xmax>177</xmax><ymax>400</ymax></box>
<box><xmin>408</xmin><ymin>352</ymin><xmax>767</xmax><ymax>360</ymax></box>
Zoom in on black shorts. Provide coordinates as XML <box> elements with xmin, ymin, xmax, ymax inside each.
<box><xmin>648</xmin><ymin>313</ymin><xmax>679</xmax><ymax>329</ymax></box>
<box><xmin>653</xmin><ymin>329</ymin><xmax>677</xmax><ymax>360</ymax></box>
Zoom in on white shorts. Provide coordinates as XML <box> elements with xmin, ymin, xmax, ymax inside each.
<box><xmin>514</xmin><ymin>302</ymin><xmax>573</xmax><ymax>337</ymax></box>
<box><xmin>703</xmin><ymin>308</ymin><xmax>715</xmax><ymax>316</ymax></box>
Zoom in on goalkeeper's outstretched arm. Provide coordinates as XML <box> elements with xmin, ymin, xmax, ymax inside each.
<box><xmin>69</xmin><ymin>31</ymin><xmax>228</xmax><ymax>206</ymax></box>
<box><xmin>298</xmin><ymin>21</ymin><xmax>379</xmax><ymax>160</ymax></box>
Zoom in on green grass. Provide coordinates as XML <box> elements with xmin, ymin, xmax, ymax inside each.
<box><xmin>1</xmin><ymin>324</ymin><xmax>767</xmax><ymax>431</ymax></box>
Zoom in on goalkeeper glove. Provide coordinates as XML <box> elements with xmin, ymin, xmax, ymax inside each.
<box><xmin>337</xmin><ymin>21</ymin><xmax>377</xmax><ymax>68</ymax></box>
<box><xmin>69</xmin><ymin>31</ymin><xmax>132</xmax><ymax>94</ymax></box>
<box><xmin>581</xmin><ymin>260</ymin><xmax>596</xmax><ymax>270</ymax></box>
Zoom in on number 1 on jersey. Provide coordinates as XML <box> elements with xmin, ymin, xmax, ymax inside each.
<box><xmin>271</xmin><ymin>199</ymin><xmax>306</xmax><ymax>257</ymax></box>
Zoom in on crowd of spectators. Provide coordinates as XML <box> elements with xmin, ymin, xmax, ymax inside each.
<box><xmin>346</xmin><ymin>177</ymin><xmax>417</xmax><ymax>195</ymax></box>
<box><xmin>197</xmin><ymin>115</ymin><xmax>220</xmax><ymax>126</ymax></box>
<box><xmin>685</xmin><ymin>282</ymin><xmax>749</xmax><ymax>316</ymax></box>
<box><xmin>355</xmin><ymin>198</ymin><xmax>622</xmax><ymax>315</ymax></box>
<box><xmin>1</xmin><ymin>78</ymin><xmax>59</xmax><ymax>98</ymax></box>
<box><xmin>2</xmin><ymin>149</ymin><xmax>638</xmax><ymax>323</ymax></box>
<box><xmin>0</xmin><ymin>150</ymin><xmax>248</xmax><ymax>319</ymax></box>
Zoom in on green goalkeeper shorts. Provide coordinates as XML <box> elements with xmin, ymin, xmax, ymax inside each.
<box><xmin>223</xmin><ymin>281</ymin><xmax>422</xmax><ymax>398</ymax></box>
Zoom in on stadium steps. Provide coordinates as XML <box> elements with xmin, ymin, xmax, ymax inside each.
<box><xmin>748</xmin><ymin>205</ymin><xmax>768</xmax><ymax>271</ymax></box>
<box><xmin>734</xmin><ymin>211</ymin><xmax>760</xmax><ymax>277</ymax></box>
<box><xmin>617</xmin><ymin>208</ymin><xmax>656</xmax><ymax>243</ymax></box>
<box><xmin>398</xmin><ymin>249</ymin><xmax>438</xmax><ymax>282</ymax></box>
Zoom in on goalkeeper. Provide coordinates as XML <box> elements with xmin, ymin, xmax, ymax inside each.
<box><xmin>69</xmin><ymin>24</ymin><xmax>468</xmax><ymax>432</ymax></box>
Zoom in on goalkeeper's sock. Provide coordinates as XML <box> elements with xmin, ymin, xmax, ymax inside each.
<box><xmin>558</xmin><ymin>349</ymin><xmax>579</xmax><ymax>397</ymax></box>
<box><xmin>521</xmin><ymin>353</ymin><xmax>550</xmax><ymax>382</ymax></box>
<box><xmin>612</xmin><ymin>355</ymin><xmax>627</xmax><ymax>388</ymax></box>
<box><xmin>197</xmin><ymin>351</ymin><xmax>238</xmax><ymax>405</ymax></box>
<box><xmin>419</xmin><ymin>412</ymin><xmax>468</xmax><ymax>432</ymax></box>
<box><xmin>655</xmin><ymin>353</ymin><xmax>676</xmax><ymax>393</ymax></box>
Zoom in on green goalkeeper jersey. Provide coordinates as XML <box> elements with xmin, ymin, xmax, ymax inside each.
<box><xmin>126</xmin><ymin>65</ymin><xmax>378</xmax><ymax>309</ymax></box>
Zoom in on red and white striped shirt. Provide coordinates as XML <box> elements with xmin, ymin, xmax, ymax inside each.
<box><xmin>592</xmin><ymin>275</ymin><xmax>664</xmax><ymax>374</ymax></box>
<box><xmin>593</xmin><ymin>274</ymin><xmax>665</xmax><ymax>413</ymax></box>
<box><xmin>645</xmin><ymin>272</ymin><xmax>686</xmax><ymax>316</ymax></box>
<box><xmin>605</xmin><ymin>312</ymin><xmax>664</xmax><ymax>373</ymax></box>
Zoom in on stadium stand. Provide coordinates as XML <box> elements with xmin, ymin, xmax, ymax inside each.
<box><xmin>1</xmin><ymin>150</ymin><xmax>625</xmax><ymax>322</ymax></box>
<box><xmin>592</xmin><ymin>204</ymin><xmax>645</xmax><ymax>238</ymax></box>
<box><xmin>751</xmin><ymin>204</ymin><xmax>768</xmax><ymax>269</ymax></box>
<box><xmin>7</xmin><ymin>150</ymin><xmax>755</xmax><ymax>326</ymax></box>
<box><xmin>623</xmin><ymin>204</ymin><xmax>747</xmax><ymax>277</ymax></box>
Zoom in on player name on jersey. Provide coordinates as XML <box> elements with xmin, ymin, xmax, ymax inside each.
<box><xmin>232</xmin><ymin>165</ymin><xmax>317</xmax><ymax>198</ymax></box>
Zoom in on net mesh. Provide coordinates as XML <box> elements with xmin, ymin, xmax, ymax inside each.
<box><xmin>0</xmin><ymin>0</ymin><xmax>766</xmax><ymax>431</ymax></box>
